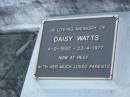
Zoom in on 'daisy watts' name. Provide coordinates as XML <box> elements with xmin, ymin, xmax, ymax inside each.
<box><xmin>53</xmin><ymin>34</ymin><xmax>100</xmax><ymax>43</ymax></box>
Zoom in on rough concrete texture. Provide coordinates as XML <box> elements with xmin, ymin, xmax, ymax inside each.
<box><xmin>0</xmin><ymin>34</ymin><xmax>36</xmax><ymax>97</ymax></box>
<box><xmin>0</xmin><ymin>0</ymin><xmax>130</xmax><ymax>30</ymax></box>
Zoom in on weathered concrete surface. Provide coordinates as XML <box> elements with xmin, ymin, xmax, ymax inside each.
<box><xmin>0</xmin><ymin>0</ymin><xmax>130</xmax><ymax>34</ymax></box>
<box><xmin>0</xmin><ymin>34</ymin><xmax>36</xmax><ymax>97</ymax></box>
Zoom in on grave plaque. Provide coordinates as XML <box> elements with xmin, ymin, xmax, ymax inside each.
<box><xmin>35</xmin><ymin>15</ymin><xmax>118</xmax><ymax>79</ymax></box>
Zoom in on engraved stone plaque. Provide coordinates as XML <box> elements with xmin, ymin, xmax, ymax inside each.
<box><xmin>35</xmin><ymin>15</ymin><xmax>118</xmax><ymax>79</ymax></box>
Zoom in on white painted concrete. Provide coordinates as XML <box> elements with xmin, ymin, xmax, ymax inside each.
<box><xmin>20</xmin><ymin>11</ymin><xmax>130</xmax><ymax>97</ymax></box>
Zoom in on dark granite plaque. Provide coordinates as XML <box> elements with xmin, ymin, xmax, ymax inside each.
<box><xmin>35</xmin><ymin>15</ymin><xmax>119</xmax><ymax>79</ymax></box>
